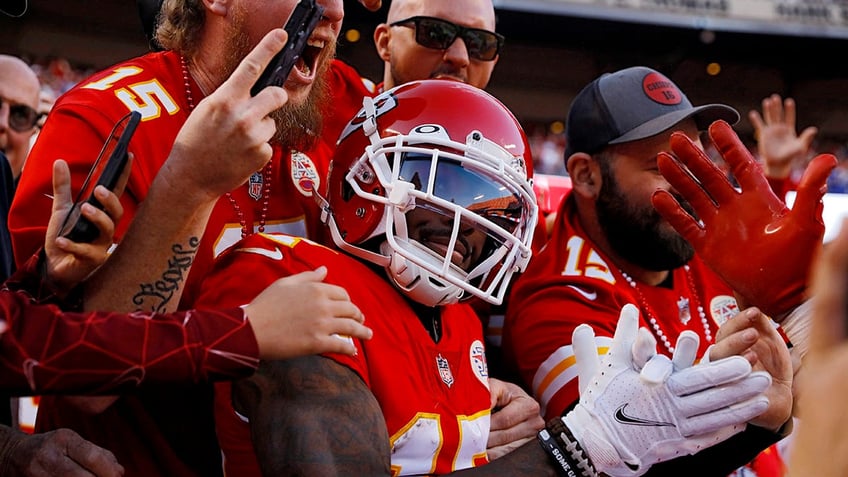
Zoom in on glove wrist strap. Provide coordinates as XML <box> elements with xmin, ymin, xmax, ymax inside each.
<box><xmin>537</xmin><ymin>427</ymin><xmax>583</xmax><ymax>477</ymax></box>
<box><xmin>538</xmin><ymin>418</ymin><xmax>599</xmax><ymax>477</ymax></box>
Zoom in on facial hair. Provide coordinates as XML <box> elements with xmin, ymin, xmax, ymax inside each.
<box><xmin>595</xmin><ymin>162</ymin><xmax>695</xmax><ymax>271</ymax></box>
<box><xmin>222</xmin><ymin>8</ymin><xmax>333</xmax><ymax>151</ymax></box>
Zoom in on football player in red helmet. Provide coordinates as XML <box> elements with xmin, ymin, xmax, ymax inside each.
<box><xmin>196</xmin><ymin>79</ymin><xmax>772</xmax><ymax>477</ymax></box>
<box><xmin>323</xmin><ymin>79</ymin><xmax>538</xmax><ymax>306</ymax></box>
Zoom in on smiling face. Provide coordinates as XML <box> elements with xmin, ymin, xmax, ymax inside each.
<box><xmin>405</xmin><ymin>204</ymin><xmax>489</xmax><ymax>272</ymax></box>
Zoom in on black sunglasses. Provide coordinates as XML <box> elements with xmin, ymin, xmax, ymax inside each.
<box><xmin>390</xmin><ymin>16</ymin><xmax>504</xmax><ymax>62</ymax></box>
<box><xmin>1</xmin><ymin>96</ymin><xmax>43</xmax><ymax>132</ymax></box>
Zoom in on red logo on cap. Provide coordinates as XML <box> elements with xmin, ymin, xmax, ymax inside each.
<box><xmin>643</xmin><ymin>72</ymin><xmax>682</xmax><ymax>106</ymax></box>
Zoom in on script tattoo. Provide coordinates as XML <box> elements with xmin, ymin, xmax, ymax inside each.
<box><xmin>132</xmin><ymin>237</ymin><xmax>199</xmax><ymax>312</ymax></box>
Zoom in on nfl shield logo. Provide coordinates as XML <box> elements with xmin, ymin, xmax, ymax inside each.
<box><xmin>248</xmin><ymin>171</ymin><xmax>263</xmax><ymax>201</ymax></box>
<box><xmin>436</xmin><ymin>354</ymin><xmax>454</xmax><ymax>388</ymax></box>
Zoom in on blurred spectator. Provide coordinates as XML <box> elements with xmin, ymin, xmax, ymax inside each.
<box><xmin>527</xmin><ymin>121</ymin><xmax>568</xmax><ymax>176</ymax></box>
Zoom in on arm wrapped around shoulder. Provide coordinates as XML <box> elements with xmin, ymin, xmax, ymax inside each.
<box><xmin>559</xmin><ymin>304</ymin><xmax>771</xmax><ymax>477</ymax></box>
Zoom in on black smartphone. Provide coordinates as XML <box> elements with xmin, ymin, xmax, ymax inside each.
<box><xmin>59</xmin><ymin>110</ymin><xmax>141</xmax><ymax>243</ymax></box>
<box><xmin>250</xmin><ymin>0</ymin><xmax>324</xmax><ymax>96</ymax></box>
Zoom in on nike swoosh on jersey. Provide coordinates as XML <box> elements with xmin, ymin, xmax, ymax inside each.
<box><xmin>237</xmin><ymin>247</ymin><xmax>284</xmax><ymax>260</ymax></box>
<box><xmin>614</xmin><ymin>404</ymin><xmax>675</xmax><ymax>427</ymax></box>
<box><xmin>567</xmin><ymin>285</ymin><xmax>597</xmax><ymax>301</ymax></box>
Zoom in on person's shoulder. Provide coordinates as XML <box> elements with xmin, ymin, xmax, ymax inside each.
<box><xmin>54</xmin><ymin>51</ymin><xmax>180</xmax><ymax>112</ymax></box>
<box><xmin>329</xmin><ymin>59</ymin><xmax>378</xmax><ymax>96</ymax></box>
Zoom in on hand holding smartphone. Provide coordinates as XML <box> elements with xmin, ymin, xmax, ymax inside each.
<box><xmin>59</xmin><ymin>110</ymin><xmax>141</xmax><ymax>243</ymax></box>
<box><xmin>250</xmin><ymin>0</ymin><xmax>324</xmax><ymax>96</ymax></box>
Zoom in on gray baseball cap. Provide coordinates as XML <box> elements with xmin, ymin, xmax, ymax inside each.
<box><xmin>564</xmin><ymin>66</ymin><xmax>739</xmax><ymax>158</ymax></box>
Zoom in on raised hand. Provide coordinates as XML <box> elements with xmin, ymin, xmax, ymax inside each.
<box><xmin>652</xmin><ymin>119</ymin><xmax>836</xmax><ymax>318</ymax></box>
<box><xmin>163</xmin><ymin>27</ymin><xmax>291</xmax><ymax>202</ymax></box>
<box><xmin>563</xmin><ymin>304</ymin><xmax>771</xmax><ymax>476</ymax></box>
<box><xmin>43</xmin><ymin>158</ymin><xmax>129</xmax><ymax>295</ymax></box>
<box><xmin>487</xmin><ymin>378</ymin><xmax>544</xmax><ymax>460</ymax></box>
<box><xmin>749</xmin><ymin>94</ymin><xmax>818</xmax><ymax>179</ymax></box>
<box><xmin>244</xmin><ymin>266</ymin><xmax>372</xmax><ymax>359</ymax></box>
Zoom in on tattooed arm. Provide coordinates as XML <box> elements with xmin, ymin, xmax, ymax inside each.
<box><xmin>235</xmin><ymin>356</ymin><xmax>392</xmax><ymax>476</ymax></box>
<box><xmin>234</xmin><ymin>356</ymin><xmax>558</xmax><ymax>476</ymax></box>
<box><xmin>83</xmin><ymin>30</ymin><xmax>293</xmax><ymax>314</ymax></box>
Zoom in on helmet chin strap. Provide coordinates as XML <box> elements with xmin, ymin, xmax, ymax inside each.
<box><xmin>380</xmin><ymin>239</ymin><xmax>464</xmax><ymax>307</ymax></box>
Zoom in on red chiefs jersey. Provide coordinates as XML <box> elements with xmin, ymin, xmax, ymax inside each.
<box><xmin>322</xmin><ymin>59</ymin><xmax>379</xmax><ymax>147</ymax></box>
<box><xmin>1</xmin><ymin>251</ymin><xmax>259</xmax><ymax>395</ymax></box>
<box><xmin>9</xmin><ymin>49</ymin><xmax>330</xmax><ymax>309</ymax></box>
<box><xmin>502</xmin><ymin>193</ymin><xmax>739</xmax><ymax>421</ymax></box>
<box><xmin>198</xmin><ymin>233</ymin><xmax>492</xmax><ymax>476</ymax></box>
<box><xmin>9</xmin><ymin>50</ymin><xmax>327</xmax><ymax>477</ymax></box>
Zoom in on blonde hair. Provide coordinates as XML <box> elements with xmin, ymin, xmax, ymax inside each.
<box><xmin>155</xmin><ymin>0</ymin><xmax>206</xmax><ymax>57</ymax></box>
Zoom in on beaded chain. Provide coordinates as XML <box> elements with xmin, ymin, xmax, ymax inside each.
<box><xmin>181</xmin><ymin>56</ymin><xmax>272</xmax><ymax>238</ymax></box>
<box><xmin>619</xmin><ymin>265</ymin><xmax>713</xmax><ymax>353</ymax></box>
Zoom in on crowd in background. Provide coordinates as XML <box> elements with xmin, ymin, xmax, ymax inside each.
<box><xmin>19</xmin><ymin>52</ymin><xmax>848</xmax><ymax>191</ymax></box>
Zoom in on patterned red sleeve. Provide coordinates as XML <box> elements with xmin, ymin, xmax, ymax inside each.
<box><xmin>0</xmin><ymin>253</ymin><xmax>260</xmax><ymax>395</ymax></box>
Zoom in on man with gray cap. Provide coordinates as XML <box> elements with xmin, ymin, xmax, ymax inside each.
<box><xmin>501</xmin><ymin>66</ymin><xmax>795</xmax><ymax>475</ymax></box>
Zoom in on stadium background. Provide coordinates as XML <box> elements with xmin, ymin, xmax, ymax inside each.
<box><xmin>4</xmin><ymin>0</ymin><xmax>848</xmax><ymax>150</ymax></box>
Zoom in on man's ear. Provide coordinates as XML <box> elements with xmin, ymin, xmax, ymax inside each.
<box><xmin>373</xmin><ymin>23</ymin><xmax>391</xmax><ymax>61</ymax></box>
<box><xmin>566</xmin><ymin>152</ymin><xmax>602</xmax><ymax>199</ymax></box>
<box><xmin>202</xmin><ymin>0</ymin><xmax>228</xmax><ymax>16</ymax></box>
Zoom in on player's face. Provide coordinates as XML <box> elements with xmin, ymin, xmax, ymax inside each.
<box><xmin>378</xmin><ymin>0</ymin><xmax>498</xmax><ymax>90</ymax></box>
<box><xmin>405</xmin><ymin>205</ymin><xmax>489</xmax><ymax>272</ymax></box>
<box><xmin>594</xmin><ymin>121</ymin><xmax>701</xmax><ymax>271</ymax></box>
<box><xmin>222</xmin><ymin>0</ymin><xmax>341</xmax><ymax>149</ymax></box>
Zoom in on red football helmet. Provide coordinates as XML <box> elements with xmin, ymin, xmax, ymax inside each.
<box><xmin>318</xmin><ymin>80</ymin><xmax>538</xmax><ymax>306</ymax></box>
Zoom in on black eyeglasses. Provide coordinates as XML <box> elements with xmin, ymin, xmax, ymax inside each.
<box><xmin>0</xmin><ymin>96</ymin><xmax>43</xmax><ymax>132</ymax></box>
<box><xmin>390</xmin><ymin>16</ymin><xmax>504</xmax><ymax>62</ymax></box>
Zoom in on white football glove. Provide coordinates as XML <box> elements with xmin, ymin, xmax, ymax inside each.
<box><xmin>563</xmin><ymin>304</ymin><xmax>771</xmax><ymax>477</ymax></box>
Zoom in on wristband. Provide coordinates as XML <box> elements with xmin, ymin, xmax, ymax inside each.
<box><xmin>537</xmin><ymin>428</ymin><xmax>580</xmax><ymax>477</ymax></box>
<box><xmin>547</xmin><ymin>417</ymin><xmax>599</xmax><ymax>477</ymax></box>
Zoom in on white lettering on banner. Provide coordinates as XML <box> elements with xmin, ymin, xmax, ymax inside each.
<box><xmin>494</xmin><ymin>0</ymin><xmax>848</xmax><ymax>38</ymax></box>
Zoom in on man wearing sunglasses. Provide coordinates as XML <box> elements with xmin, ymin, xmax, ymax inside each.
<box><xmin>0</xmin><ymin>54</ymin><xmax>41</xmax><ymax>319</ymax></box>
<box><xmin>0</xmin><ymin>55</ymin><xmax>41</xmax><ymax>183</ymax></box>
<box><xmin>323</xmin><ymin>0</ymin><xmax>504</xmax><ymax>149</ymax></box>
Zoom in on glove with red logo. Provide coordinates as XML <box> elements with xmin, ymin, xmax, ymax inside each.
<box><xmin>562</xmin><ymin>304</ymin><xmax>771</xmax><ymax>477</ymax></box>
<box><xmin>652</xmin><ymin>119</ymin><xmax>836</xmax><ymax>318</ymax></box>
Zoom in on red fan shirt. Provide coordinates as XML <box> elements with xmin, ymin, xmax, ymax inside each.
<box><xmin>502</xmin><ymin>193</ymin><xmax>738</xmax><ymax>421</ymax></box>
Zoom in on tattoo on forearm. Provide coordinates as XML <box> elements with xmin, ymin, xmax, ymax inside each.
<box><xmin>132</xmin><ymin>237</ymin><xmax>199</xmax><ymax>312</ymax></box>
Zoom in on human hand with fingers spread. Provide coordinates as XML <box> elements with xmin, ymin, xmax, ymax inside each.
<box><xmin>749</xmin><ymin>94</ymin><xmax>818</xmax><ymax>180</ymax></box>
<box><xmin>652</xmin><ymin>119</ymin><xmax>836</xmax><ymax>318</ymax></box>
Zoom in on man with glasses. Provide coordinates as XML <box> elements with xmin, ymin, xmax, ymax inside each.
<box><xmin>0</xmin><ymin>53</ymin><xmax>41</xmax><ymax>434</ymax></box>
<box><xmin>0</xmin><ymin>55</ymin><xmax>41</xmax><ymax>183</ymax></box>
<box><xmin>0</xmin><ymin>54</ymin><xmax>41</xmax><ymax>278</ymax></box>
<box><xmin>323</xmin><ymin>0</ymin><xmax>504</xmax><ymax>148</ymax></box>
